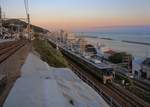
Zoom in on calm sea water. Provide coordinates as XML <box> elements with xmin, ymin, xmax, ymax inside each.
<box><xmin>76</xmin><ymin>31</ymin><xmax>150</xmax><ymax>58</ymax></box>
<box><xmin>81</xmin><ymin>32</ymin><xmax>150</xmax><ymax>43</ymax></box>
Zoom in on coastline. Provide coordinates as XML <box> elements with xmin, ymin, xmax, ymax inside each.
<box><xmin>84</xmin><ymin>36</ymin><xmax>150</xmax><ymax>58</ymax></box>
<box><xmin>100</xmin><ymin>37</ymin><xmax>113</xmax><ymax>40</ymax></box>
<box><xmin>80</xmin><ymin>35</ymin><xmax>150</xmax><ymax>46</ymax></box>
<box><xmin>122</xmin><ymin>40</ymin><xmax>150</xmax><ymax>46</ymax></box>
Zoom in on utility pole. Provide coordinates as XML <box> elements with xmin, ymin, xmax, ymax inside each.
<box><xmin>10</xmin><ymin>23</ymin><xmax>14</xmax><ymax>38</ymax></box>
<box><xmin>24</xmin><ymin>0</ymin><xmax>31</xmax><ymax>40</ymax></box>
<box><xmin>27</xmin><ymin>13</ymin><xmax>31</xmax><ymax>40</ymax></box>
<box><xmin>0</xmin><ymin>6</ymin><xmax>2</xmax><ymax>35</ymax></box>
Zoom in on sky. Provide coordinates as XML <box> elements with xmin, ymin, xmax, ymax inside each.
<box><xmin>1</xmin><ymin>0</ymin><xmax>150</xmax><ymax>31</ymax></box>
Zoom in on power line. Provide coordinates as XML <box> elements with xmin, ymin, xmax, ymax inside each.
<box><xmin>24</xmin><ymin>0</ymin><xmax>29</xmax><ymax>15</ymax></box>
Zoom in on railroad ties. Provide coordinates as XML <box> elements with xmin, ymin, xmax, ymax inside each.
<box><xmin>0</xmin><ymin>40</ymin><xmax>27</xmax><ymax>63</ymax></box>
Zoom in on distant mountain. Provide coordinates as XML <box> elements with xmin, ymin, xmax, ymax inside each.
<box><xmin>3</xmin><ymin>19</ymin><xmax>49</xmax><ymax>33</ymax></box>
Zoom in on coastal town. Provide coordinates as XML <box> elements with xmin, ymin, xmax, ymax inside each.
<box><xmin>0</xmin><ymin>0</ymin><xmax>150</xmax><ymax>107</ymax></box>
<box><xmin>47</xmin><ymin>30</ymin><xmax>150</xmax><ymax>81</ymax></box>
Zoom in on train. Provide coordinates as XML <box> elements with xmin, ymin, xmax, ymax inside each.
<box><xmin>48</xmin><ymin>39</ymin><xmax>114</xmax><ymax>84</ymax></box>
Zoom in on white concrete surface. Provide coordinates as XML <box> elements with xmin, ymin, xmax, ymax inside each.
<box><xmin>4</xmin><ymin>53</ymin><xmax>109</xmax><ymax>107</ymax></box>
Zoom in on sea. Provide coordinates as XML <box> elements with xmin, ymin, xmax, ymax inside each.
<box><xmin>76</xmin><ymin>29</ymin><xmax>150</xmax><ymax>59</ymax></box>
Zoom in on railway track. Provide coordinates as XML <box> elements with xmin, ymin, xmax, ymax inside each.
<box><xmin>133</xmin><ymin>79</ymin><xmax>150</xmax><ymax>92</ymax></box>
<box><xmin>113</xmin><ymin>64</ymin><xmax>150</xmax><ymax>94</ymax></box>
<box><xmin>0</xmin><ymin>40</ymin><xmax>27</xmax><ymax>64</ymax></box>
<box><xmin>64</xmin><ymin>56</ymin><xmax>150</xmax><ymax>107</ymax></box>
<box><xmin>48</xmin><ymin>39</ymin><xmax>150</xmax><ymax>107</ymax></box>
<box><xmin>0</xmin><ymin>39</ymin><xmax>28</xmax><ymax>106</ymax></box>
<box><xmin>114</xmin><ymin>67</ymin><xmax>150</xmax><ymax>92</ymax></box>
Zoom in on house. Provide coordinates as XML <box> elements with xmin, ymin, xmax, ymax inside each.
<box><xmin>76</xmin><ymin>37</ymin><xmax>87</xmax><ymax>54</ymax></box>
<box><xmin>132</xmin><ymin>58</ymin><xmax>144</xmax><ymax>79</ymax></box>
<box><xmin>141</xmin><ymin>58</ymin><xmax>150</xmax><ymax>79</ymax></box>
<box><xmin>132</xmin><ymin>58</ymin><xmax>150</xmax><ymax>80</ymax></box>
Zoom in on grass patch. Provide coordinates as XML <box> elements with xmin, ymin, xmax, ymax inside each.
<box><xmin>32</xmin><ymin>38</ymin><xmax>68</xmax><ymax>68</ymax></box>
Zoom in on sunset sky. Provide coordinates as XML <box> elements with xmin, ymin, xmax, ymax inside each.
<box><xmin>1</xmin><ymin>0</ymin><xmax>150</xmax><ymax>31</ymax></box>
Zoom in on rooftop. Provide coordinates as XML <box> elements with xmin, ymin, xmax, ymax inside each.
<box><xmin>104</xmin><ymin>49</ymin><xmax>116</xmax><ymax>55</ymax></box>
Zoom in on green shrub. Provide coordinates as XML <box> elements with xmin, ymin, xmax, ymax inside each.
<box><xmin>109</xmin><ymin>52</ymin><xmax>126</xmax><ymax>64</ymax></box>
<box><xmin>32</xmin><ymin>38</ymin><xmax>68</xmax><ymax>68</ymax></box>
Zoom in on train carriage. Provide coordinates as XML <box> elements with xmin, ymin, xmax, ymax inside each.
<box><xmin>60</xmin><ymin>47</ymin><xmax>114</xmax><ymax>84</ymax></box>
<box><xmin>48</xmin><ymin>39</ymin><xmax>114</xmax><ymax>84</ymax></box>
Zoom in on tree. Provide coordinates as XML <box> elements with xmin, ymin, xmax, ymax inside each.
<box><xmin>109</xmin><ymin>52</ymin><xmax>126</xmax><ymax>64</ymax></box>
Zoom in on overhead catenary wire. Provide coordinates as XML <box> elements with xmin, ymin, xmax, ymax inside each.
<box><xmin>24</xmin><ymin>0</ymin><xmax>29</xmax><ymax>16</ymax></box>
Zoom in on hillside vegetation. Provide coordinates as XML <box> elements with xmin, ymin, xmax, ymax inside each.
<box><xmin>32</xmin><ymin>38</ymin><xmax>68</xmax><ymax>68</ymax></box>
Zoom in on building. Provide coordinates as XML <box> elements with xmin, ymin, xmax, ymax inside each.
<box><xmin>84</xmin><ymin>44</ymin><xmax>97</xmax><ymax>57</ymax></box>
<box><xmin>57</xmin><ymin>30</ymin><xmax>77</xmax><ymax>46</ymax></box>
<box><xmin>66</xmin><ymin>33</ymin><xmax>76</xmax><ymax>43</ymax></box>
<box><xmin>76</xmin><ymin>37</ymin><xmax>87</xmax><ymax>54</ymax></box>
<box><xmin>122</xmin><ymin>54</ymin><xmax>132</xmax><ymax>73</ymax></box>
<box><xmin>132</xmin><ymin>58</ymin><xmax>144</xmax><ymax>79</ymax></box>
<box><xmin>132</xmin><ymin>58</ymin><xmax>150</xmax><ymax>80</ymax></box>
<box><xmin>141</xmin><ymin>58</ymin><xmax>150</xmax><ymax>79</ymax></box>
<box><xmin>66</xmin><ymin>33</ymin><xmax>75</xmax><ymax>41</ymax></box>
<box><xmin>59</xmin><ymin>30</ymin><xmax>66</xmax><ymax>43</ymax></box>
<box><xmin>103</xmin><ymin>49</ymin><xmax>116</xmax><ymax>59</ymax></box>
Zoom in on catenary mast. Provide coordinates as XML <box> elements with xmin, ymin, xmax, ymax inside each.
<box><xmin>0</xmin><ymin>0</ymin><xmax>2</xmax><ymax>35</ymax></box>
<box><xmin>24</xmin><ymin>0</ymin><xmax>31</xmax><ymax>40</ymax></box>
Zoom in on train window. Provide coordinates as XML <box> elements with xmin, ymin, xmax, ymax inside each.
<box><xmin>103</xmin><ymin>68</ymin><xmax>113</xmax><ymax>76</ymax></box>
